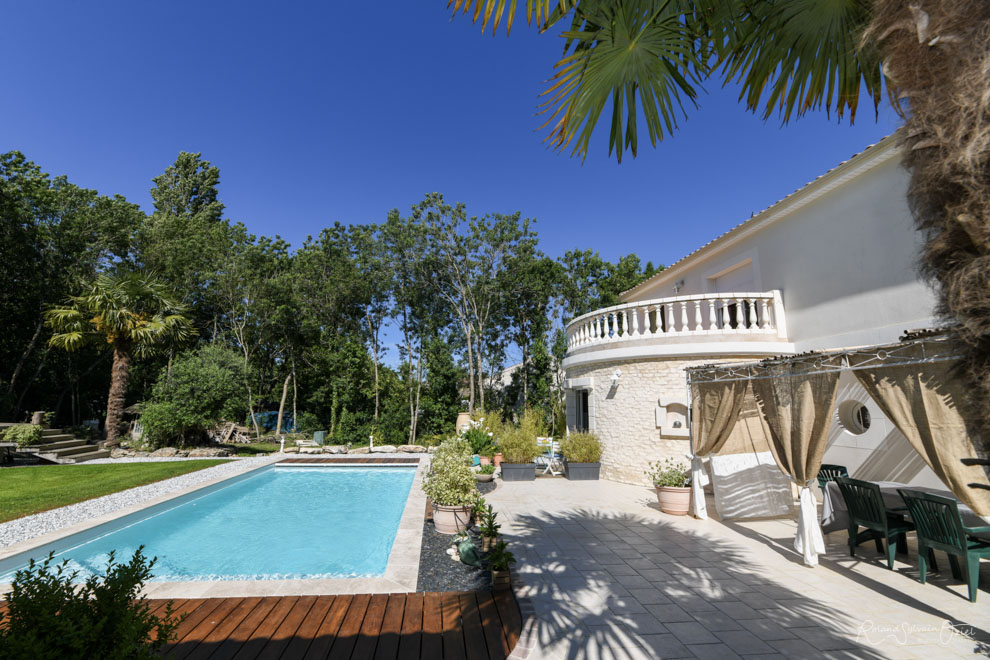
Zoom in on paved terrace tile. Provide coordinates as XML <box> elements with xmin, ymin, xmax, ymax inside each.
<box><xmin>489</xmin><ymin>479</ymin><xmax>990</xmax><ymax>660</ymax></box>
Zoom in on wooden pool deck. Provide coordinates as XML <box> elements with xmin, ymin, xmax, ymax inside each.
<box><xmin>155</xmin><ymin>590</ymin><xmax>520</xmax><ymax>659</ymax></box>
<box><xmin>0</xmin><ymin>589</ymin><xmax>521</xmax><ymax>659</ymax></box>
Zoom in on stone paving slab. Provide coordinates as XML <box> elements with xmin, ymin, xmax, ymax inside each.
<box><xmin>487</xmin><ymin>479</ymin><xmax>990</xmax><ymax>659</ymax></box>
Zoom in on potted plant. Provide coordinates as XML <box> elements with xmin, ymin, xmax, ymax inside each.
<box><xmin>498</xmin><ymin>430</ymin><xmax>539</xmax><ymax>481</ymax></box>
<box><xmin>646</xmin><ymin>458</ymin><xmax>692</xmax><ymax>515</ymax></box>
<box><xmin>477</xmin><ymin>502</ymin><xmax>501</xmax><ymax>552</ymax></box>
<box><xmin>559</xmin><ymin>432</ymin><xmax>602</xmax><ymax>480</ymax></box>
<box><xmin>463</xmin><ymin>427</ymin><xmax>493</xmax><ymax>465</ymax></box>
<box><xmin>487</xmin><ymin>539</ymin><xmax>515</xmax><ymax>589</ymax></box>
<box><xmin>423</xmin><ymin>438</ymin><xmax>479</xmax><ymax>533</ymax></box>
<box><xmin>498</xmin><ymin>409</ymin><xmax>543</xmax><ymax>482</ymax></box>
<box><xmin>475</xmin><ymin>463</ymin><xmax>496</xmax><ymax>482</ymax></box>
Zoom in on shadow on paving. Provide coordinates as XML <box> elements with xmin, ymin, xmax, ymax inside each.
<box><xmin>722</xmin><ymin>518</ymin><xmax>990</xmax><ymax>653</ymax></box>
<box><xmin>503</xmin><ymin>507</ymin><xmax>985</xmax><ymax>659</ymax></box>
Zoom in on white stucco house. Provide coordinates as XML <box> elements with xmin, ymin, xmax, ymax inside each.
<box><xmin>562</xmin><ymin>134</ymin><xmax>947</xmax><ymax>491</ymax></box>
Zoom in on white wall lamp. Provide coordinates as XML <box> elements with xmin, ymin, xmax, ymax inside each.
<box><xmin>610</xmin><ymin>368</ymin><xmax>622</xmax><ymax>388</ymax></box>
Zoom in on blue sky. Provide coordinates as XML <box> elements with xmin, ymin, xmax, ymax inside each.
<box><xmin>4</xmin><ymin>1</ymin><xmax>901</xmax><ymax>270</ymax></box>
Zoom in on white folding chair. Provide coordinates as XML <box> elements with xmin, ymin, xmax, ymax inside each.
<box><xmin>536</xmin><ymin>437</ymin><xmax>563</xmax><ymax>476</ymax></box>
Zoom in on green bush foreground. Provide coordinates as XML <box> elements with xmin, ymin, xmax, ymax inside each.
<box><xmin>0</xmin><ymin>548</ymin><xmax>182</xmax><ymax>660</ymax></box>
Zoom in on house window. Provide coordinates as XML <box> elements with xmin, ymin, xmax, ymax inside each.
<box><xmin>575</xmin><ymin>390</ymin><xmax>590</xmax><ymax>432</ymax></box>
<box><xmin>838</xmin><ymin>400</ymin><xmax>872</xmax><ymax>435</ymax></box>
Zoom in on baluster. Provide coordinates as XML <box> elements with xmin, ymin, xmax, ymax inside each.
<box><xmin>631</xmin><ymin>306</ymin><xmax>640</xmax><ymax>337</ymax></box>
<box><xmin>760</xmin><ymin>298</ymin><xmax>770</xmax><ymax>330</ymax></box>
<box><xmin>619</xmin><ymin>310</ymin><xmax>628</xmax><ymax>339</ymax></box>
<box><xmin>736</xmin><ymin>298</ymin><xmax>747</xmax><ymax>331</ymax></box>
<box><xmin>679</xmin><ymin>301</ymin><xmax>688</xmax><ymax>332</ymax></box>
<box><xmin>665</xmin><ymin>303</ymin><xmax>674</xmax><ymax>333</ymax></box>
<box><xmin>748</xmin><ymin>298</ymin><xmax>757</xmax><ymax>331</ymax></box>
<box><xmin>721</xmin><ymin>297</ymin><xmax>731</xmax><ymax>332</ymax></box>
<box><xmin>646</xmin><ymin>306</ymin><xmax>656</xmax><ymax>335</ymax></box>
<box><xmin>692</xmin><ymin>300</ymin><xmax>702</xmax><ymax>333</ymax></box>
<box><xmin>708</xmin><ymin>298</ymin><xmax>717</xmax><ymax>332</ymax></box>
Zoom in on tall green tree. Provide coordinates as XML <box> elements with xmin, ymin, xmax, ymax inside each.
<box><xmin>136</xmin><ymin>152</ymin><xmax>228</xmax><ymax>333</ymax></box>
<box><xmin>46</xmin><ymin>273</ymin><xmax>195</xmax><ymax>445</ymax></box>
<box><xmin>214</xmin><ymin>225</ymin><xmax>290</xmax><ymax>437</ymax></box>
<box><xmin>349</xmin><ymin>224</ymin><xmax>392</xmax><ymax>423</ymax></box>
<box><xmin>559</xmin><ymin>249</ymin><xmax>659</xmax><ymax>318</ymax></box>
<box><xmin>0</xmin><ymin>151</ymin><xmax>142</xmax><ymax>418</ymax></box>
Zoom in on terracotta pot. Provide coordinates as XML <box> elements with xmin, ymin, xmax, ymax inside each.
<box><xmin>480</xmin><ymin>456</ymin><xmax>491</xmax><ymax>466</ymax></box>
<box><xmin>432</xmin><ymin>503</ymin><xmax>473</xmax><ymax>534</ymax></box>
<box><xmin>491</xmin><ymin>568</ymin><xmax>511</xmax><ymax>590</ymax></box>
<box><xmin>656</xmin><ymin>486</ymin><xmax>691</xmax><ymax>515</ymax></box>
<box><xmin>493</xmin><ymin>453</ymin><xmax>504</xmax><ymax>468</ymax></box>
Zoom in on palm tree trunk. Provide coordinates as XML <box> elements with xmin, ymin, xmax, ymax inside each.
<box><xmin>104</xmin><ymin>343</ymin><xmax>133</xmax><ymax>446</ymax></box>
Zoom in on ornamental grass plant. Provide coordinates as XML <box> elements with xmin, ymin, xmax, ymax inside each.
<box><xmin>559</xmin><ymin>432</ymin><xmax>602</xmax><ymax>463</ymax></box>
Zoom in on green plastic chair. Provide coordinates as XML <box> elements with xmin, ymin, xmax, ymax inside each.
<box><xmin>898</xmin><ymin>489</ymin><xmax>990</xmax><ymax>602</ymax></box>
<box><xmin>836</xmin><ymin>477</ymin><xmax>915</xmax><ymax>569</ymax></box>
<box><xmin>817</xmin><ymin>464</ymin><xmax>849</xmax><ymax>491</ymax></box>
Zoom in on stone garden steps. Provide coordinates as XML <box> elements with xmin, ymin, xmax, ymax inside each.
<box><xmin>23</xmin><ymin>428</ymin><xmax>109</xmax><ymax>464</ymax></box>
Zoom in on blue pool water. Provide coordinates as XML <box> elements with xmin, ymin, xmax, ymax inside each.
<box><xmin>5</xmin><ymin>466</ymin><xmax>416</xmax><ymax>581</ymax></box>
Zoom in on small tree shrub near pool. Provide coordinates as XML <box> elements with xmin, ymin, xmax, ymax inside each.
<box><xmin>432</xmin><ymin>437</ymin><xmax>471</xmax><ymax>464</ymax></box>
<box><xmin>559</xmin><ymin>432</ymin><xmax>602</xmax><ymax>463</ymax></box>
<box><xmin>139</xmin><ymin>344</ymin><xmax>246</xmax><ymax>447</ymax></box>
<box><xmin>0</xmin><ymin>547</ymin><xmax>182</xmax><ymax>659</ymax></box>
<box><xmin>1</xmin><ymin>424</ymin><xmax>43</xmax><ymax>448</ymax></box>
<box><xmin>423</xmin><ymin>439</ymin><xmax>479</xmax><ymax>507</ymax></box>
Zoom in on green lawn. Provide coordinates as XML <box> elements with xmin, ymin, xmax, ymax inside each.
<box><xmin>0</xmin><ymin>460</ymin><xmax>229</xmax><ymax>523</ymax></box>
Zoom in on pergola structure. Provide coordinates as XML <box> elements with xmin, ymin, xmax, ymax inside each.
<box><xmin>685</xmin><ymin>330</ymin><xmax>990</xmax><ymax>566</ymax></box>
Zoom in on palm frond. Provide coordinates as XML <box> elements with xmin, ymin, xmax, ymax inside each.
<box><xmin>711</xmin><ymin>0</ymin><xmax>882</xmax><ymax>123</ymax></box>
<box><xmin>539</xmin><ymin>0</ymin><xmax>704</xmax><ymax>162</ymax></box>
<box><xmin>446</xmin><ymin>0</ymin><xmax>576</xmax><ymax>35</ymax></box>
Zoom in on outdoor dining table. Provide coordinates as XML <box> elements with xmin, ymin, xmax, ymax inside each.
<box><xmin>821</xmin><ymin>480</ymin><xmax>990</xmax><ymax>540</ymax></box>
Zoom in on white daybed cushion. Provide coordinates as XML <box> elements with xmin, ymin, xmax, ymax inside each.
<box><xmin>709</xmin><ymin>451</ymin><xmax>794</xmax><ymax>520</ymax></box>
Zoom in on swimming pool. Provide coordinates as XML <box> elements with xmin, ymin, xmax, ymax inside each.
<box><xmin>1</xmin><ymin>465</ymin><xmax>417</xmax><ymax>582</ymax></box>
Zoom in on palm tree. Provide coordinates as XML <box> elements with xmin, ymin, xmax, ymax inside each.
<box><xmin>46</xmin><ymin>272</ymin><xmax>195</xmax><ymax>446</ymax></box>
<box><xmin>447</xmin><ymin>0</ymin><xmax>990</xmax><ymax>449</ymax></box>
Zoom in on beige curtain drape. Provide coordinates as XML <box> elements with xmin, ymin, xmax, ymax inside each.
<box><xmin>691</xmin><ymin>379</ymin><xmax>750</xmax><ymax>456</ymax></box>
<box><xmin>850</xmin><ymin>348</ymin><xmax>990</xmax><ymax>516</ymax></box>
<box><xmin>718</xmin><ymin>387</ymin><xmax>773</xmax><ymax>456</ymax></box>
<box><xmin>751</xmin><ymin>369</ymin><xmax>840</xmax><ymax>484</ymax></box>
<box><xmin>752</xmin><ymin>367</ymin><xmax>840</xmax><ymax>565</ymax></box>
<box><xmin>689</xmin><ymin>379</ymin><xmax>750</xmax><ymax>519</ymax></box>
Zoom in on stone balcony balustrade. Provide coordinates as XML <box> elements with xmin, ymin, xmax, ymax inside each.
<box><xmin>563</xmin><ymin>290</ymin><xmax>793</xmax><ymax>368</ymax></box>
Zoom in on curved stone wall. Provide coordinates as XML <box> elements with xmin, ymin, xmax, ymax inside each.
<box><xmin>564</xmin><ymin>356</ymin><xmax>757</xmax><ymax>486</ymax></box>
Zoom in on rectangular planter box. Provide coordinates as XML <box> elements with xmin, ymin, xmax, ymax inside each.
<box><xmin>500</xmin><ymin>463</ymin><xmax>536</xmax><ymax>481</ymax></box>
<box><xmin>563</xmin><ymin>460</ymin><xmax>601</xmax><ymax>480</ymax></box>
